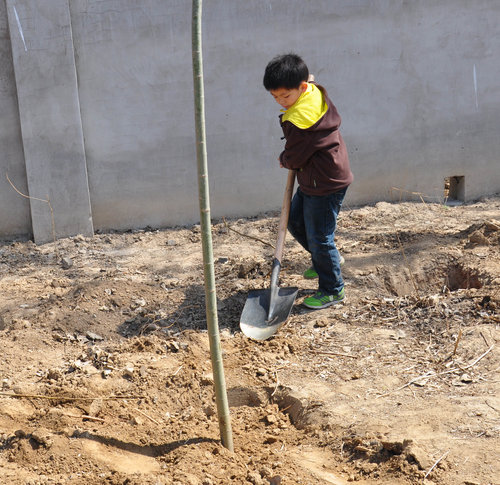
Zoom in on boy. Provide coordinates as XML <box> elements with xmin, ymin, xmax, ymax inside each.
<box><xmin>263</xmin><ymin>53</ymin><xmax>353</xmax><ymax>309</ymax></box>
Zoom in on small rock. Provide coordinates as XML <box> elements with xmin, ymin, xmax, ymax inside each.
<box><xmin>131</xmin><ymin>415</ymin><xmax>143</xmax><ymax>426</ymax></box>
<box><xmin>269</xmin><ymin>477</ymin><xmax>282</xmax><ymax>485</ymax></box>
<box><xmin>134</xmin><ymin>298</ymin><xmax>147</xmax><ymax>308</ymax></box>
<box><xmin>123</xmin><ymin>366</ymin><xmax>134</xmax><ymax>379</ymax></box>
<box><xmin>246</xmin><ymin>471</ymin><xmax>264</xmax><ymax>485</ymax></box>
<box><xmin>469</xmin><ymin>230</ymin><xmax>489</xmax><ymax>246</ymax></box>
<box><xmin>89</xmin><ymin>400</ymin><xmax>103</xmax><ymax>416</ymax></box>
<box><xmin>460</xmin><ymin>373</ymin><xmax>473</xmax><ymax>383</ymax></box>
<box><xmin>265</xmin><ymin>414</ymin><xmax>277</xmax><ymax>425</ymax></box>
<box><xmin>46</xmin><ymin>369</ymin><xmax>62</xmax><ymax>381</ymax></box>
<box><xmin>256</xmin><ymin>368</ymin><xmax>267</xmax><ymax>376</ymax></box>
<box><xmin>167</xmin><ymin>239</ymin><xmax>177</xmax><ymax>246</ymax></box>
<box><xmin>264</xmin><ymin>435</ymin><xmax>278</xmax><ymax>444</ymax></box>
<box><xmin>413</xmin><ymin>378</ymin><xmax>428</xmax><ymax>387</ymax></box>
<box><xmin>31</xmin><ymin>430</ymin><xmax>53</xmax><ymax>448</ymax></box>
<box><xmin>200</xmin><ymin>372</ymin><xmax>214</xmax><ymax>385</ymax></box>
<box><xmin>484</xmin><ymin>220</ymin><xmax>500</xmax><ymax>231</ymax></box>
<box><xmin>313</xmin><ymin>317</ymin><xmax>328</xmax><ymax>328</ymax></box>
<box><xmin>76</xmin><ymin>334</ymin><xmax>89</xmax><ymax>344</ymax></box>
<box><xmin>168</xmin><ymin>341</ymin><xmax>180</xmax><ymax>352</ymax></box>
<box><xmin>86</xmin><ymin>331</ymin><xmax>104</xmax><ymax>341</ymax></box>
<box><xmin>406</xmin><ymin>444</ymin><xmax>433</xmax><ymax>470</ymax></box>
<box><xmin>61</xmin><ymin>257</ymin><xmax>73</xmax><ymax>269</ymax></box>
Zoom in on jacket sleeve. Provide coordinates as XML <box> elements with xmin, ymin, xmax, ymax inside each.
<box><xmin>279</xmin><ymin>122</ymin><xmax>321</xmax><ymax>170</ymax></box>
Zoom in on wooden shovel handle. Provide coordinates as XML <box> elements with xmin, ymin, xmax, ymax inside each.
<box><xmin>274</xmin><ymin>170</ymin><xmax>296</xmax><ymax>262</ymax></box>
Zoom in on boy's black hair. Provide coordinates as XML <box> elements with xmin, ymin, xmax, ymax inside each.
<box><xmin>263</xmin><ymin>53</ymin><xmax>309</xmax><ymax>91</ymax></box>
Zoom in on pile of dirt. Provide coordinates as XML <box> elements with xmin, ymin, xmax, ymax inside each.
<box><xmin>1</xmin><ymin>196</ymin><xmax>499</xmax><ymax>484</ymax></box>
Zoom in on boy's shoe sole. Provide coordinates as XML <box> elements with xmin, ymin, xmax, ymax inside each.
<box><xmin>303</xmin><ymin>288</ymin><xmax>345</xmax><ymax>309</ymax></box>
<box><xmin>302</xmin><ymin>255</ymin><xmax>345</xmax><ymax>280</ymax></box>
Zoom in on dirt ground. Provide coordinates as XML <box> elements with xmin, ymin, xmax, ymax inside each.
<box><xmin>1</xmin><ymin>194</ymin><xmax>499</xmax><ymax>485</ymax></box>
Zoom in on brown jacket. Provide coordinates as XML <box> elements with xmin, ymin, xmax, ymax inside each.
<box><xmin>279</xmin><ymin>84</ymin><xmax>353</xmax><ymax>195</ymax></box>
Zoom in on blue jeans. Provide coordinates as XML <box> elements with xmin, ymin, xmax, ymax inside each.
<box><xmin>288</xmin><ymin>187</ymin><xmax>347</xmax><ymax>295</ymax></box>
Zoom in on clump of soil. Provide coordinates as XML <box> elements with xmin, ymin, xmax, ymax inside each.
<box><xmin>1</xmin><ymin>196</ymin><xmax>499</xmax><ymax>484</ymax></box>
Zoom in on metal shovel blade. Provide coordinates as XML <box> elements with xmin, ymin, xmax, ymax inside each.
<box><xmin>240</xmin><ymin>286</ymin><xmax>298</xmax><ymax>340</ymax></box>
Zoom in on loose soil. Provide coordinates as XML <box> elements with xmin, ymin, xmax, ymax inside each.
<box><xmin>1</xmin><ymin>196</ymin><xmax>499</xmax><ymax>485</ymax></box>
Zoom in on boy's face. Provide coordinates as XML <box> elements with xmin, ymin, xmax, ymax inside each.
<box><xmin>270</xmin><ymin>82</ymin><xmax>307</xmax><ymax>110</ymax></box>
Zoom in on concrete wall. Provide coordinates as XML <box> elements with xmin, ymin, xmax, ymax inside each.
<box><xmin>1</xmin><ymin>0</ymin><xmax>499</xmax><ymax>241</ymax></box>
<box><xmin>7</xmin><ymin>0</ymin><xmax>93</xmax><ymax>244</ymax></box>
<box><xmin>0</xmin><ymin>0</ymin><xmax>30</xmax><ymax>238</ymax></box>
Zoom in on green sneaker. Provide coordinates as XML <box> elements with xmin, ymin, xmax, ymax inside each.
<box><xmin>303</xmin><ymin>267</ymin><xmax>319</xmax><ymax>279</ymax></box>
<box><xmin>302</xmin><ymin>255</ymin><xmax>345</xmax><ymax>279</ymax></box>
<box><xmin>303</xmin><ymin>288</ymin><xmax>345</xmax><ymax>309</ymax></box>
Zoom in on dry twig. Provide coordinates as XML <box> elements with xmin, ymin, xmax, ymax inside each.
<box><xmin>390</xmin><ymin>186</ymin><xmax>434</xmax><ymax>204</ymax></box>
<box><xmin>479</xmin><ymin>331</ymin><xmax>490</xmax><ymax>348</ymax></box>
<box><xmin>377</xmin><ymin>345</ymin><xmax>494</xmax><ymax>398</ymax></box>
<box><xmin>0</xmin><ymin>392</ymin><xmax>145</xmax><ymax>401</ymax></box>
<box><xmin>485</xmin><ymin>400</ymin><xmax>500</xmax><ymax>414</ymax></box>
<box><xmin>271</xmin><ymin>371</ymin><xmax>280</xmax><ymax>397</ymax></box>
<box><xmin>222</xmin><ymin>217</ymin><xmax>274</xmax><ymax>249</ymax></box>
<box><xmin>134</xmin><ymin>407</ymin><xmax>161</xmax><ymax>425</ymax></box>
<box><xmin>424</xmin><ymin>450</ymin><xmax>450</xmax><ymax>479</ymax></box>
<box><xmin>65</xmin><ymin>413</ymin><xmax>105</xmax><ymax>422</ymax></box>
<box><xmin>452</xmin><ymin>328</ymin><xmax>463</xmax><ymax>356</ymax></box>
<box><xmin>172</xmin><ymin>365</ymin><xmax>183</xmax><ymax>376</ymax></box>
<box><xmin>6</xmin><ymin>172</ymin><xmax>57</xmax><ymax>246</ymax></box>
<box><xmin>311</xmin><ymin>350</ymin><xmax>357</xmax><ymax>359</ymax></box>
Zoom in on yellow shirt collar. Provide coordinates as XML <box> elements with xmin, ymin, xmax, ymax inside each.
<box><xmin>281</xmin><ymin>83</ymin><xmax>328</xmax><ymax>129</ymax></box>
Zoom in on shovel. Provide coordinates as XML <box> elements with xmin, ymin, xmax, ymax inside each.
<box><xmin>240</xmin><ymin>170</ymin><xmax>298</xmax><ymax>340</ymax></box>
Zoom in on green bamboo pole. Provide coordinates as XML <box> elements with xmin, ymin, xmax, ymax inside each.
<box><xmin>191</xmin><ymin>0</ymin><xmax>233</xmax><ymax>452</ymax></box>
